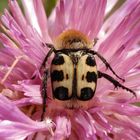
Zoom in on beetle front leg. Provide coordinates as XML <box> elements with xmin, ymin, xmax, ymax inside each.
<box><xmin>89</xmin><ymin>50</ymin><xmax>125</xmax><ymax>82</ymax></box>
<box><xmin>40</xmin><ymin>47</ymin><xmax>55</xmax><ymax>70</ymax></box>
<box><xmin>98</xmin><ymin>71</ymin><xmax>136</xmax><ymax>97</ymax></box>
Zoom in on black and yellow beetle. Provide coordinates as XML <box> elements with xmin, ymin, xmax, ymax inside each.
<box><xmin>40</xmin><ymin>30</ymin><xmax>136</xmax><ymax>120</ymax></box>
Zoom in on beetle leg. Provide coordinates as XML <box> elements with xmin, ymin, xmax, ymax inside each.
<box><xmin>90</xmin><ymin>50</ymin><xmax>125</xmax><ymax>82</ymax></box>
<box><xmin>40</xmin><ymin>47</ymin><xmax>55</xmax><ymax>70</ymax></box>
<box><xmin>98</xmin><ymin>71</ymin><xmax>136</xmax><ymax>97</ymax></box>
<box><xmin>31</xmin><ymin>44</ymin><xmax>55</xmax><ymax>80</ymax></box>
<box><xmin>40</xmin><ymin>44</ymin><xmax>55</xmax><ymax>121</ymax></box>
<box><xmin>41</xmin><ymin>69</ymin><xmax>49</xmax><ymax>121</ymax></box>
<box><xmin>42</xmin><ymin>43</ymin><xmax>54</xmax><ymax>49</ymax></box>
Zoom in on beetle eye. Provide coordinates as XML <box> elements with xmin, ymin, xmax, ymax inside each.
<box><xmin>80</xmin><ymin>87</ymin><xmax>94</xmax><ymax>101</ymax></box>
<box><xmin>54</xmin><ymin>86</ymin><xmax>69</xmax><ymax>100</ymax></box>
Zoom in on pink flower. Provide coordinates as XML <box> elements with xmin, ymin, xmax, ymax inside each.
<box><xmin>0</xmin><ymin>0</ymin><xmax>140</xmax><ymax>139</ymax></box>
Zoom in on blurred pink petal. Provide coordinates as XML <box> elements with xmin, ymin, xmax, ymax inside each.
<box><xmin>32</xmin><ymin>0</ymin><xmax>52</xmax><ymax>42</ymax></box>
<box><xmin>102</xmin><ymin>0</ymin><xmax>140</xmax><ymax>35</ymax></box>
<box><xmin>0</xmin><ymin>94</ymin><xmax>53</xmax><ymax>139</ymax></box>
<box><xmin>105</xmin><ymin>0</ymin><xmax>118</xmax><ymax>14</ymax></box>
<box><xmin>13</xmin><ymin>83</ymin><xmax>42</xmax><ymax>106</ymax></box>
<box><xmin>98</xmin><ymin>2</ymin><xmax>140</xmax><ymax>59</ymax></box>
<box><xmin>51</xmin><ymin>117</ymin><xmax>71</xmax><ymax>140</ymax></box>
<box><xmin>48</xmin><ymin>0</ymin><xmax>106</xmax><ymax>40</ymax></box>
<box><xmin>21</xmin><ymin>0</ymin><xmax>42</xmax><ymax>36</ymax></box>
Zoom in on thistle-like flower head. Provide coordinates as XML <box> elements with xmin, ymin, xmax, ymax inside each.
<box><xmin>0</xmin><ymin>0</ymin><xmax>140</xmax><ymax>139</ymax></box>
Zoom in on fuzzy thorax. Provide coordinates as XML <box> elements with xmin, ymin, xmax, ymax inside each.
<box><xmin>54</xmin><ymin>29</ymin><xmax>93</xmax><ymax>50</ymax></box>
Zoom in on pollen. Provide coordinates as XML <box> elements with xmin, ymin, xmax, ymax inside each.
<box><xmin>54</xmin><ymin>29</ymin><xmax>93</xmax><ymax>49</ymax></box>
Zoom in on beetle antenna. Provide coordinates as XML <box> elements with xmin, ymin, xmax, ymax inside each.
<box><xmin>42</xmin><ymin>43</ymin><xmax>54</xmax><ymax>49</ymax></box>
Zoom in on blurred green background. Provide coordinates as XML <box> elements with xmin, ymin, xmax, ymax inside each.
<box><xmin>0</xmin><ymin>1</ymin><xmax>8</xmax><ymax>12</ymax></box>
<box><xmin>0</xmin><ymin>0</ymin><xmax>126</xmax><ymax>18</ymax></box>
<box><xmin>0</xmin><ymin>0</ymin><xmax>57</xmax><ymax>16</ymax></box>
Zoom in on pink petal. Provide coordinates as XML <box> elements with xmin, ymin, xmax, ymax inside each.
<box><xmin>105</xmin><ymin>0</ymin><xmax>118</xmax><ymax>15</ymax></box>
<box><xmin>0</xmin><ymin>120</ymin><xmax>47</xmax><ymax>140</ymax></box>
<box><xmin>75</xmin><ymin>111</ymin><xmax>96</xmax><ymax>139</ymax></box>
<box><xmin>52</xmin><ymin>117</ymin><xmax>71</xmax><ymax>140</ymax></box>
<box><xmin>98</xmin><ymin>2</ymin><xmax>140</xmax><ymax>59</ymax></box>
<box><xmin>1</xmin><ymin>9</ymin><xmax>27</xmax><ymax>43</ymax></box>
<box><xmin>8</xmin><ymin>0</ymin><xmax>30</xmax><ymax>37</ymax></box>
<box><xmin>102</xmin><ymin>0</ymin><xmax>140</xmax><ymax>35</ymax></box>
<box><xmin>0</xmin><ymin>95</ymin><xmax>53</xmax><ymax>139</ymax></box>
<box><xmin>109</xmin><ymin>114</ymin><xmax>140</xmax><ymax>137</ymax></box>
<box><xmin>13</xmin><ymin>82</ymin><xmax>42</xmax><ymax>106</ymax></box>
<box><xmin>48</xmin><ymin>0</ymin><xmax>106</xmax><ymax>40</ymax></box>
<box><xmin>33</xmin><ymin>0</ymin><xmax>52</xmax><ymax>42</ymax></box>
<box><xmin>102</xmin><ymin>102</ymin><xmax>140</xmax><ymax>116</ymax></box>
<box><xmin>21</xmin><ymin>0</ymin><xmax>42</xmax><ymax>36</ymax></box>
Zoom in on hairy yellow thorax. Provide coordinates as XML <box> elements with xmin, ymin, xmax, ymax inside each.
<box><xmin>54</xmin><ymin>29</ymin><xmax>93</xmax><ymax>49</ymax></box>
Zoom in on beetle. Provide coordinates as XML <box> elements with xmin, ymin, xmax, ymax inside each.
<box><xmin>40</xmin><ymin>30</ymin><xmax>136</xmax><ymax>120</ymax></box>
